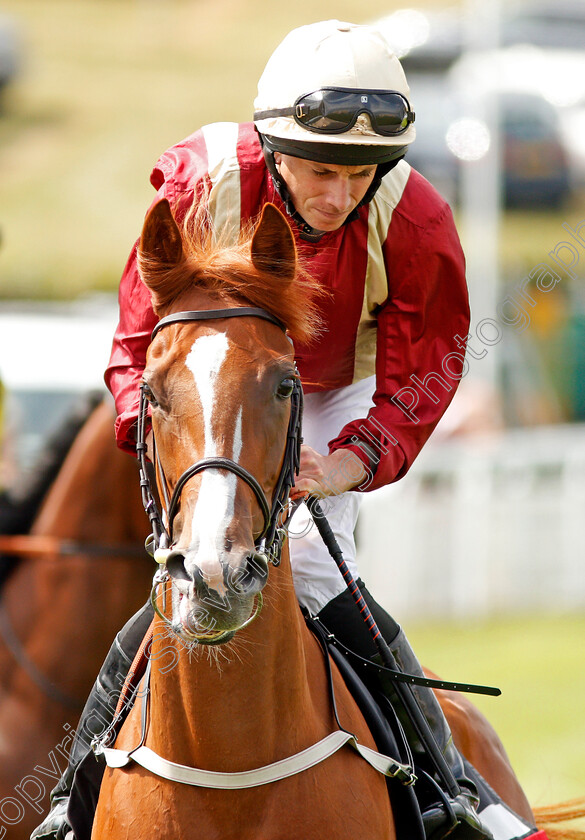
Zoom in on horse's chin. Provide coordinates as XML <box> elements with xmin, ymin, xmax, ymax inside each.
<box><xmin>172</xmin><ymin>590</ymin><xmax>254</xmax><ymax>646</ymax></box>
<box><xmin>173</xmin><ymin>623</ymin><xmax>236</xmax><ymax>646</ymax></box>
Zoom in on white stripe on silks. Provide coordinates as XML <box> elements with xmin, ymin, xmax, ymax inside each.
<box><xmin>201</xmin><ymin>121</ymin><xmax>241</xmax><ymax>244</ymax></box>
<box><xmin>352</xmin><ymin>160</ymin><xmax>411</xmax><ymax>384</ymax></box>
<box><xmin>478</xmin><ymin>803</ymin><xmax>534</xmax><ymax>840</ymax></box>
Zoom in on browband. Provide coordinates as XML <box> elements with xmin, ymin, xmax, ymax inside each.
<box><xmin>151</xmin><ymin>307</ymin><xmax>286</xmax><ymax>340</ymax></box>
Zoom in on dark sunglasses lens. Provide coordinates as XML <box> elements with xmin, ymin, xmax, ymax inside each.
<box><xmin>369</xmin><ymin>94</ymin><xmax>409</xmax><ymax>134</ymax></box>
<box><xmin>295</xmin><ymin>90</ymin><xmax>411</xmax><ymax>135</ymax></box>
<box><xmin>298</xmin><ymin>91</ymin><xmax>353</xmax><ymax>131</ymax></box>
<box><xmin>319</xmin><ymin>91</ymin><xmax>360</xmax><ymax>130</ymax></box>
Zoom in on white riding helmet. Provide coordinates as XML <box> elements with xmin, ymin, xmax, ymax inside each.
<box><xmin>254</xmin><ymin>20</ymin><xmax>416</xmax><ymax>166</ymax></box>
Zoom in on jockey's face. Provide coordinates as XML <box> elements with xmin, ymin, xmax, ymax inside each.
<box><xmin>274</xmin><ymin>153</ymin><xmax>376</xmax><ymax>232</ymax></box>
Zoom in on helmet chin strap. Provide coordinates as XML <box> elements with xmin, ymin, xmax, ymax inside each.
<box><xmin>259</xmin><ymin>137</ymin><xmax>405</xmax><ymax>242</ymax></box>
<box><xmin>261</xmin><ymin>144</ymin><xmax>326</xmax><ymax>242</ymax></box>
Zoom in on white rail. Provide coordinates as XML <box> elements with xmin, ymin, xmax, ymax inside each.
<box><xmin>356</xmin><ymin>424</ymin><xmax>585</xmax><ymax>620</ymax></box>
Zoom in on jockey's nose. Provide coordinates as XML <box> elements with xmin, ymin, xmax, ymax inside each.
<box><xmin>324</xmin><ymin>175</ymin><xmax>353</xmax><ymax>214</ymax></box>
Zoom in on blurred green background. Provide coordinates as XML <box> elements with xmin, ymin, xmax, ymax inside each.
<box><xmin>3</xmin><ymin>0</ymin><xmax>585</xmax><ymax>426</ymax></box>
<box><xmin>409</xmin><ymin>613</ymin><xmax>585</xmax><ymax>808</ymax></box>
<box><xmin>0</xmin><ymin>0</ymin><xmax>583</xmax><ymax>822</ymax></box>
<box><xmin>1</xmin><ymin>0</ymin><xmax>425</xmax><ymax>299</ymax></box>
<box><xmin>1</xmin><ymin>0</ymin><xmax>583</xmax><ymax>300</ymax></box>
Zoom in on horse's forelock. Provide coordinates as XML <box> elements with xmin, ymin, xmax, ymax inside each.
<box><xmin>141</xmin><ymin>207</ymin><xmax>323</xmax><ymax>344</ymax></box>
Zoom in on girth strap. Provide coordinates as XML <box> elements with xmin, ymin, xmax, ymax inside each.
<box><xmin>100</xmin><ymin>730</ymin><xmax>414</xmax><ymax>788</ymax></box>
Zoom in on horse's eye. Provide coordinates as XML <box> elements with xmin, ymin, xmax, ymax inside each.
<box><xmin>142</xmin><ymin>383</ymin><xmax>159</xmax><ymax>407</ymax></box>
<box><xmin>276</xmin><ymin>378</ymin><xmax>295</xmax><ymax>400</ymax></box>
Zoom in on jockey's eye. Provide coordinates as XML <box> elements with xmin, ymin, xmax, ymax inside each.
<box><xmin>142</xmin><ymin>382</ymin><xmax>159</xmax><ymax>407</ymax></box>
<box><xmin>276</xmin><ymin>377</ymin><xmax>295</xmax><ymax>400</ymax></box>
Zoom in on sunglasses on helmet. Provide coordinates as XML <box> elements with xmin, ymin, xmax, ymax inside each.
<box><xmin>255</xmin><ymin>87</ymin><xmax>415</xmax><ymax>137</ymax></box>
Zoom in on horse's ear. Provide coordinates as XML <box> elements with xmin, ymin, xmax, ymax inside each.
<box><xmin>139</xmin><ymin>198</ymin><xmax>184</xmax><ymax>269</ymax></box>
<box><xmin>251</xmin><ymin>203</ymin><xmax>297</xmax><ymax>282</ymax></box>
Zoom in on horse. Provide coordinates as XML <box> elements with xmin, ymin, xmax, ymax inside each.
<box><xmin>90</xmin><ymin>198</ymin><xmax>582</xmax><ymax>840</ymax></box>
<box><xmin>0</xmin><ymin>391</ymin><xmax>103</xmax><ymax>548</ymax></box>
<box><xmin>0</xmin><ymin>397</ymin><xmax>152</xmax><ymax>840</ymax></box>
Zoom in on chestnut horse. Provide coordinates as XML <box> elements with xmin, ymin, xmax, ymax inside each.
<box><xmin>90</xmin><ymin>199</ymin><xmax>574</xmax><ymax>840</ymax></box>
<box><xmin>0</xmin><ymin>399</ymin><xmax>152</xmax><ymax>840</ymax></box>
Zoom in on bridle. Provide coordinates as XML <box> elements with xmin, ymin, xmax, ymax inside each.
<box><xmin>137</xmin><ymin>306</ymin><xmax>304</xmax><ymax>573</ymax></box>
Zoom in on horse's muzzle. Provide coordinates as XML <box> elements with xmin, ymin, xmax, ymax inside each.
<box><xmin>166</xmin><ymin>549</ymin><xmax>268</xmax><ymax>597</ymax></box>
<box><xmin>163</xmin><ymin>548</ymin><xmax>268</xmax><ymax>642</ymax></box>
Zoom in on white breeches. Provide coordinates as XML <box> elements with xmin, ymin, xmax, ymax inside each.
<box><xmin>288</xmin><ymin>376</ymin><xmax>376</xmax><ymax>614</ymax></box>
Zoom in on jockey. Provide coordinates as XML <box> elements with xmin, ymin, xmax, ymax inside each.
<box><xmin>33</xmin><ymin>20</ymin><xmax>516</xmax><ymax>840</ymax></box>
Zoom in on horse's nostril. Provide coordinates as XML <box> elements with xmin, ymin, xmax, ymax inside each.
<box><xmin>166</xmin><ymin>551</ymin><xmax>190</xmax><ymax>582</ymax></box>
<box><xmin>229</xmin><ymin>552</ymin><xmax>269</xmax><ymax>595</ymax></box>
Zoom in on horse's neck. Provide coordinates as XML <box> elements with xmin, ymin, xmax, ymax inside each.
<box><xmin>146</xmin><ymin>546</ymin><xmax>335</xmax><ymax>768</ymax></box>
<box><xmin>31</xmin><ymin>402</ymin><xmax>144</xmax><ymax>542</ymax></box>
<box><xmin>0</xmin><ymin>402</ymin><xmax>151</xmax><ymax>700</ymax></box>
<box><xmin>12</xmin><ymin>402</ymin><xmax>147</xmax><ymax>641</ymax></box>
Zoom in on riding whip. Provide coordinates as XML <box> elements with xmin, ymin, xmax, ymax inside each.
<box><xmin>306</xmin><ymin>494</ymin><xmax>490</xmax><ymax>799</ymax></box>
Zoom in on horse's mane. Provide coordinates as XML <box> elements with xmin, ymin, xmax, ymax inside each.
<box><xmin>139</xmin><ymin>204</ymin><xmax>324</xmax><ymax>345</ymax></box>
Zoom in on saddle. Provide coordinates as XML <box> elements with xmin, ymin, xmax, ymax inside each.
<box><xmin>304</xmin><ymin>616</ymin><xmax>535</xmax><ymax>840</ymax></box>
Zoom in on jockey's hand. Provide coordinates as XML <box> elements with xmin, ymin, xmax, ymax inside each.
<box><xmin>289</xmin><ymin>445</ymin><xmax>367</xmax><ymax>501</ymax></box>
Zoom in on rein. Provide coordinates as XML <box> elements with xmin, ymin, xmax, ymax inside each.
<box><xmin>0</xmin><ymin>534</ymin><xmax>146</xmax><ymax>560</ymax></box>
<box><xmin>0</xmin><ymin>535</ymin><xmax>143</xmax><ymax>710</ymax></box>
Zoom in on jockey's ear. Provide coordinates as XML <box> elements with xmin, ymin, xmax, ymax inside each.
<box><xmin>251</xmin><ymin>203</ymin><xmax>297</xmax><ymax>283</ymax></box>
<box><xmin>139</xmin><ymin>198</ymin><xmax>184</xmax><ymax>269</ymax></box>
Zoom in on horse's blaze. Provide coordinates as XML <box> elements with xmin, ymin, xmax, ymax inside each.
<box><xmin>155</xmin><ymin>329</ymin><xmax>268</xmax><ymax>644</ymax></box>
